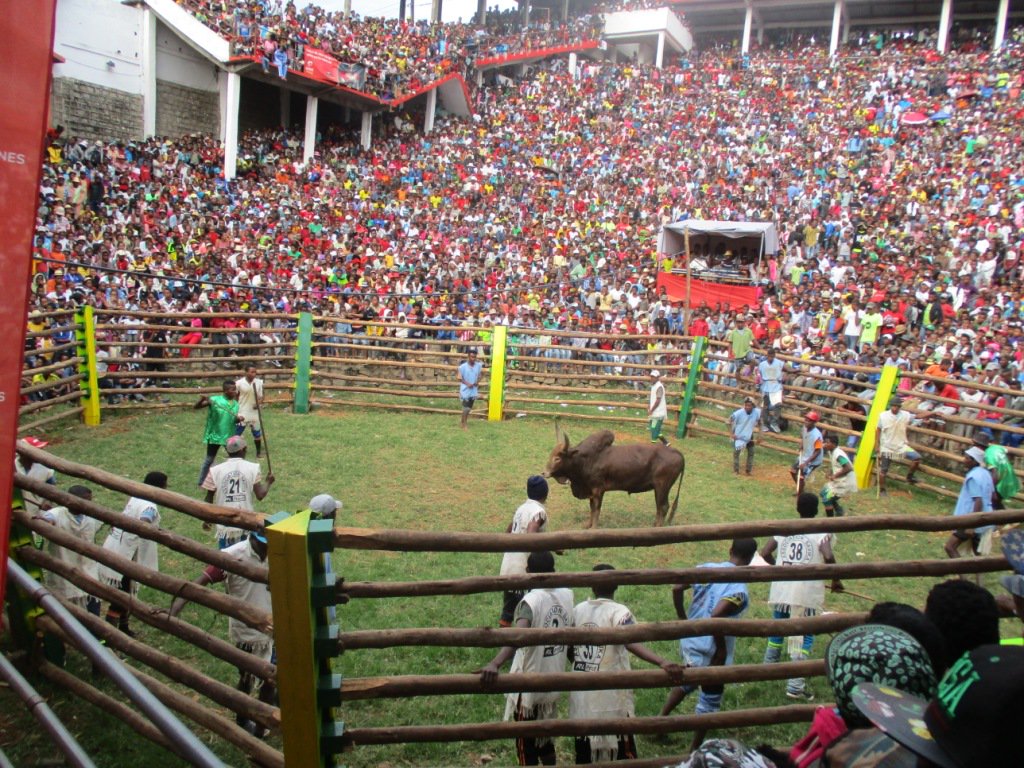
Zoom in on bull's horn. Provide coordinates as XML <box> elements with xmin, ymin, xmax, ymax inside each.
<box><xmin>562</xmin><ymin>432</ymin><xmax>570</xmax><ymax>452</ymax></box>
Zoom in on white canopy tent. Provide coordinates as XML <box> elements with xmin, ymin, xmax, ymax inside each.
<box><xmin>659</xmin><ymin>220</ymin><xmax>780</xmax><ymax>277</ymax></box>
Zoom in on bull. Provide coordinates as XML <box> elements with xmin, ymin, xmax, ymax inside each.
<box><xmin>544</xmin><ymin>425</ymin><xmax>685</xmax><ymax>528</ymax></box>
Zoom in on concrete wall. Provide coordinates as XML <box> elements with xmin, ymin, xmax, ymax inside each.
<box><xmin>156</xmin><ymin>19</ymin><xmax>219</xmax><ymax>92</ymax></box>
<box><xmin>156</xmin><ymin>81</ymin><xmax>220</xmax><ymax>137</ymax></box>
<box><xmin>53</xmin><ymin>0</ymin><xmax>144</xmax><ymax>94</ymax></box>
<box><xmin>50</xmin><ymin>78</ymin><xmax>144</xmax><ymax>141</ymax></box>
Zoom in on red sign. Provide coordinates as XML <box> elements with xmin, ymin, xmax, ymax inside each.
<box><xmin>303</xmin><ymin>46</ymin><xmax>341</xmax><ymax>82</ymax></box>
<box><xmin>656</xmin><ymin>273</ymin><xmax>759</xmax><ymax>312</ymax></box>
<box><xmin>0</xmin><ymin>0</ymin><xmax>58</xmax><ymax>623</ymax></box>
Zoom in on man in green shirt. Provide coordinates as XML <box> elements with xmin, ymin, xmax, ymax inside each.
<box><xmin>858</xmin><ymin>302</ymin><xmax>884</xmax><ymax>350</ymax></box>
<box><xmin>727</xmin><ymin>315</ymin><xmax>755</xmax><ymax>363</ymax></box>
<box><xmin>195</xmin><ymin>380</ymin><xmax>241</xmax><ymax>486</ymax></box>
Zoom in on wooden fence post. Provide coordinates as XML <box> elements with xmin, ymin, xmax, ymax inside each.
<box><xmin>853</xmin><ymin>364</ymin><xmax>900</xmax><ymax>490</ymax></box>
<box><xmin>294</xmin><ymin>312</ymin><xmax>313</xmax><ymax>414</ymax></box>
<box><xmin>75</xmin><ymin>306</ymin><xmax>101</xmax><ymax>426</ymax></box>
<box><xmin>677</xmin><ymin>336</ymin><xmax>706</xmax><ymax>438</ymax></box>
<box><xmin>266</xmin><ymin>510</ymin><xmax>343</xmax><ymax>768</ymax></box>
<box><xmin>487</xmin><ymin>325</ymin><xmax>508</xmax><ymax>422</ymax></box>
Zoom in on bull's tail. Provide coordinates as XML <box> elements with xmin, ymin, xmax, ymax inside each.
<box><xmin>667</xmin><ymin>453</ymin><xmax>685</xmax><ymax>524</ymax></box>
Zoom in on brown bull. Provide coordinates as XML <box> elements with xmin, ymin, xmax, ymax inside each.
<box><xmin>544</xmin><ymin>426</ymin><xmax>685</xmax><ymax>528</ymax></box>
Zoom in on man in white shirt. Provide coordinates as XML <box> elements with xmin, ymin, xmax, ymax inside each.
<box><xmin>15</xmin><ymin>437</ymin><xmax>57</xmax><ymax>515</ymax></box>
<box><xmin>234</xmin><ymin>366</ymin><xmax>265</xmax><ymax>458</ymax></box>
<box><xmin>875</xmin><ymin>396</ymin><xmax>922</xmax><ymax>495</ymax></box>
<box><xmin>479</xmin><ymin>551</ymin><xmax>573</xmax><ymax>767</ymax></box>
<box><xmin>820</xmin><ymin>432</ymin><xmax>858</xmax><ymax>517</ymax></box>
<box><xmin>569</xmin><ymin>564</ymin><xmax>682</xmax><ymax>763</ymax></box>
<box><xmin>648</xmin><ymin>370</ymin><xmax>668</xmax><ymax>443</ymax></box>
<box><xmin>37</xmin><ymin>485</ymin><xmax>101</xmax><ymax>615</ymax></box>
<box><xmin>202</xmin><ymin>435</ymin><xmax>274</xmax><ymax>549</ymax></box>
<box><xmin>499</xmin><ymin>476</ymin><xmax>549</xmax><ymax>627</ymax></box>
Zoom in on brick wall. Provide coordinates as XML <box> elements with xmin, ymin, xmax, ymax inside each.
<box><xmin>156</xmin><ymin>80</ymin><xmax>219</xmax><ymax>138</ymax></box>
<box><xmin>50</xmin><ymin>78</ymin><xmax>143</xmax><ymax>141</ymax></box>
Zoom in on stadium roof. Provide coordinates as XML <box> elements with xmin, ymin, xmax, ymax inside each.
<box><xmin>668</xmin><ymin>0</ymin><xmax>1024</xmax><ymax>35</ymax></box>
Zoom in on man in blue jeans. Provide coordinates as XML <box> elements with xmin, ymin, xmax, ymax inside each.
<box><xmin>761</xmin><ymin>493</ymin><xmax>842</xmax><ymax>701</ymax></box>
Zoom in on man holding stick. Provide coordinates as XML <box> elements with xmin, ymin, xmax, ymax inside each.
<box><xmin>235</xmin><ymin>366</ymin><xmax>264</xmax><ymax>459</ymax></box>
<box><xmin>195</xmin><ymin>380</ymin><xmax>242</xmax><ymax>486</ymax></box>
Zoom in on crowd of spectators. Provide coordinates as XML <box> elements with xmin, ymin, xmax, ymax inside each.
<box><xmin>178</xmin><ymin>0</ymin><xmax>603</xmax><ymax>100</ymax></box>
<box><xmin>30</xmin><ymin>25</ymin><xmax>1024</xmax><ymax>435</ymax></box>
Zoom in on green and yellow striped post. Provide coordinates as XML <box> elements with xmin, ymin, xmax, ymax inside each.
<box><xmin>677</xmin><ymin>336</ymin><xmax>707</xmax><ymax>438</ymax></box>
<box><xmin>853</xmin><ymin>365</ymin><xmax>900</xmax><ymax>490</ymax></box>
<box><xmin>74</xmin><ymin>306</ymin><xmax>101</xmax><ymax>426</ymax></box>
<box><xmin>487</xmin><ymin>325</ymin><xmax>508</xmax><ymax>422</ymax></box>
<box><xmin>294</xmin><ymin>312</ymin><xmax>313</xmax><ymax>414</ymax></box>
<box><xmin>266</xmin><ymin>510</ymin><xmax>343</xmax><ymax>768</ymax></box>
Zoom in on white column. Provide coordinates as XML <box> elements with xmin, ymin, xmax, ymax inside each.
<box><xmin>141</xmin><ymin>7</ymin><xmax>157</xmax><ymax>138</ymax></box>
<box><xmin>830</xmin><ymin>0</ymin><xmax>844</xmax><ymax>56</ymax></box>
<box><xmin>561</xmin><ymin>0</ymin><xmax>568</xmax><ymax>21</ymax></box>
<box><xmin>424</xmin><ymin>88</ymin><xmax>437</xmax><ymax>134</ymax></box>
<box><xmin>655</xmin><ymin>31</ymin><xmax>666</xmax><ymax>68</ymax></box>
<box><xmin>842</xmin><ymin>18</ymin><xmax>850</xmax><ymax>43</ymax></box>
<box><xmin>218</xmin><ymin>72</ymin><xmax>228</xmax><ymax>141</ymax></box>
<box><xmin>303</xmin><ymin>95</ymin><xmax>318</xmax><ymax>165</ymax></box>
<box><xmin>937</xmin><ymin>0</ymin><xmax>953</xmax><ymax>52</ymax></box>
<box><xmin>475</xmin><ymin>68</ymin><xmax>483</xmax><ymax>87</ymax></box>
<box><xmin>223</xmin><ymin>72</ymin><xmax>240</xmax><ymax>180</ymax></box>
<box><xmin>521</xmin><ymin>0</ymin><xmax>530</xmax><ymax>27</ymax></box>
<box><xmin>360</xmin><ymin>111</ymin><xmax>372</xmax><ymax>151</ymax></box>
<box><xmin>568</xmin><ymin>52</ymin><xmax>578</xmax><ymax>80</ymax></box>
<box><xmin>994</xmin><ymin>0</ymin><xmax>1009</xmax><ymax>50</ymax></box>
<box><xmin>280</xmin><ymin>89</ymin><xmax>291</xmax><ymax>128</ymax></box>
<box><xmin>344</xmin><ymin>0</ymin><xmax>351</xmax><ymax>18</ymax></box>
<box><xmin>741</xmin><ymin>4</ymin><xmax>753</xmax><ymax>55</ymax></box>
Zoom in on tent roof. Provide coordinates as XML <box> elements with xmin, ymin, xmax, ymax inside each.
<box><xmin>662</xmin><ymin>220</ymin><xmax>780</xmax><ymax>253</ymax></box>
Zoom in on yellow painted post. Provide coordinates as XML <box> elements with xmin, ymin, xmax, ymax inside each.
<box><xmin>75</xmin><ymin>306</ymin><xmax>101</xmax><ymax>426</ymax></box>
<box><xmin>487</xmin><ymin>324</ymin><xmax>508</xmax><ymax>422</ymax></box>
<box><xmin>853</xmin><ymin>365</ymin><xmax>900</xmax><ymax>490</ymax></box>
<box><xmin>266</xmin><ymin>511</ymin><xmax>320</xmax><ymax>768</ymax></box>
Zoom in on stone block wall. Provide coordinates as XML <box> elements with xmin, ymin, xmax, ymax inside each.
<box><xmin>50</xmin><ymin>78</ymin><xmax>143</xmax><ymax>141</ymax></box>
<box><xmin>156</xmin><ymin>80</ymin><xmax>219</xmax><ymax>138</ymax></box>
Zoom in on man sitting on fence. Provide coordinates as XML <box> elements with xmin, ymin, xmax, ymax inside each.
<box><xmin>875</xmin><ymin>396</ymin><xmax>921</xmax><ymax>495</ymax></box>
<box><xmin>479</xmin><ymin>551</ymin><xmax>573</xmax><ymax>766</ymax></box>
<box><xmin>171</xmin><ymin>526</ymin><xmax>275</xmax><ymax>738</ymax></box>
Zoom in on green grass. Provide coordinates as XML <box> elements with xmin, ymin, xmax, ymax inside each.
<box><xmin>1</xmin><ymin>406</ymin><xmax>1019</xmax><ymax>767</ymax></box>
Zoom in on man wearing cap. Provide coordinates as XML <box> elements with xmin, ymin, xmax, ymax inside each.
<box><xmin>943</xmin><ymin>446</ymin><xmax>994</xmax><ymax>574</ymax></box>
<box><xmin>201</xmin><ymin>435</ymin><xmax>274</xmax><ymax>549</ymax></box>
<box><xmin>195</xmin><ymin>380</ymin><xmax>243</xmax><ymax>486</ymax></box>
<box><xmin>171</xmin><ymin>527</ymin><xmax>275</xmax><ymax>737</ymax></box>
<box><xmin>790</xmin><ymin>412</ymin><xmax>824</xmax><ymax>496</ymax></box>
<box><xmin>498</xmin><ymin>476</ymin><xmax>550</xmax><ymax>628</ymax></box>
<box><xmin>729</xmin><ymin>398</ymin><xmax>761</xmax><ymax>476</ymax></box>
<box><xmin>458</xmin><ymin>348</ymin><xmax>483</xmax><ymax>429</ymax></box>
<box><xmin>852</xmin><ymin>645</ymin><xmax>1024</xmax><ymax>768</ymax></box>
<box><xmin>875</xmin><ymin>396</ymin><xmax>921</xmax><ymax>495</ymax></box>
<box><xmin>309</xmin><ymin>494</ymin><xmax>342</xmax><ymax>623</ymax></box>
<box><xmin>648</xmin><ymin>370</ymin><xmax>668</xmax><ymax>443</ymax></box>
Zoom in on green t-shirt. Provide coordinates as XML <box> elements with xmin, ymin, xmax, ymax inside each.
<box><xmin>986</xmin><ymin>445</ymin><xmax>1020</xmax><ymax>500</ymax></box>
<box><xmin>204</xmin><ymin>395</ymin><xmax>239</xmax><ymax>446</ymax></box>
<box><xmin>729</xmin><ymin>327</ymin><xmax>755</xmax><ymax>358</ymax></box>
<box><xmin>860</xmin><ymin>312</ymin><xmax>883</xmax><ymax>343</ymax></box>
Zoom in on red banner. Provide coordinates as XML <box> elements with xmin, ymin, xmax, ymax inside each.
<box><xmin>0</xmin><ymin>0</ymin><xmax>57</xmax><ymax>622</ymax></box>
<box><xmin>656</xmin><ymin>273</ymin><xmax>759</xmax><ymax>312</ymax></box>
<box><xmin>303</xmin><ymin>46</ymin><xmax>340</xmax><ymax>82</ymax></box>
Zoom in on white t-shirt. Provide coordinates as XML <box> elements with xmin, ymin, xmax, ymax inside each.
<box><xmin>768</xmin><ymin>531</ymin><xmax>832</xmax><ymax>611</ymax></box>
<box><xmin>569</xmin><ymin>598</ymin><xmax>636</xmax><ymax>727</ymax></box>
<box><xmin>504</xmin><ymin>587</ymin><xmax>574</xmax><ymax>717</ymax></box>
<box><xmin>235</xmin><ymin>377</ymin><xmax>263</xmax><ymax>422</ymax></box>
<box><xmin>202</xmin><ymin>457</ymin><xmax>262</xmax><ymax>542</ymax></box>
<box><xmin>500</xmin><ymin>500</ymin><xmax>547</xmax><ymax>576</ymax></box>
<box><xmin>649</xmin><ymin>380</ymin><xmax>668</xmax><ymax>419</ymax></box>
<box><xmin>41</xmin><ymin>506</ymin><xmax>101</xmax><ymax>601</ymax></box>
<box><xmin>212</xmin><ymin>538</ymin><xmax>272</xmax><ymax>645</ymax></box>
<box><xmin>877</xmin><ymin>409</ymin><xmax>911</xmax><ymax>456</ymax></box>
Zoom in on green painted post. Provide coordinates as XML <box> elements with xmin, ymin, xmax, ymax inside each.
<box><xmin>677</xmin><ymin>336</ymin><xmax>707</xmax><ymax>438</ymax></box>
<box><xmin>294</xmin><ymin>312</ymin><xmax>313</xmax><ymax>414</ymax></box>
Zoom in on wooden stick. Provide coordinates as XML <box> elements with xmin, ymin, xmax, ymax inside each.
<box><xmin>254</xmin><ymin>380</ymin><xmax>272</xmax><ymax>476</ymax></box>
<box><xmin>341</xmin><ymin>556</ymin><xmax>1007</xmax><ymax>599</ymax></box>
<box><xmin>15</xmin><ymin>442</ymin><xmax>265</xmax><ymax>530</ymax></box>
<box><xmin>340</xmin><ymin>660</ymin><xmax>825</xmax><ymax>701</ymax></box>
<box><xmin>344</xmin><ymin>703</ymin><xmax>819</xmax><ymax>746</ymax></box>
<box><xmin>13</xmin><ymin>510</ymin><xmax>272</xmax><ymax>632</ymax></box>
<box><xmin>15</xmin><ymin>476</ymin><xmax>268</xmax><ymax>582</ymax></box>
<box><xmin>332</xmin><ymin>509</ymin><xmax>1024</xmax><ymax>553</ymax></box>
<box><xmin>831</xmin><ymin>585</ymin><xmax>876</xmax><ymax>602</ymax></box>
<box><xmin>339</xmin><ymin>613</ymin><xmax>867</xmax><ymax>651</ymax></box>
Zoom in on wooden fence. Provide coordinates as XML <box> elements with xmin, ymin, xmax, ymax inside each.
<box><xmin>8</xmin><ymin>442</ymin><xmax>1024</xmax><ymax>767</ymax></box>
